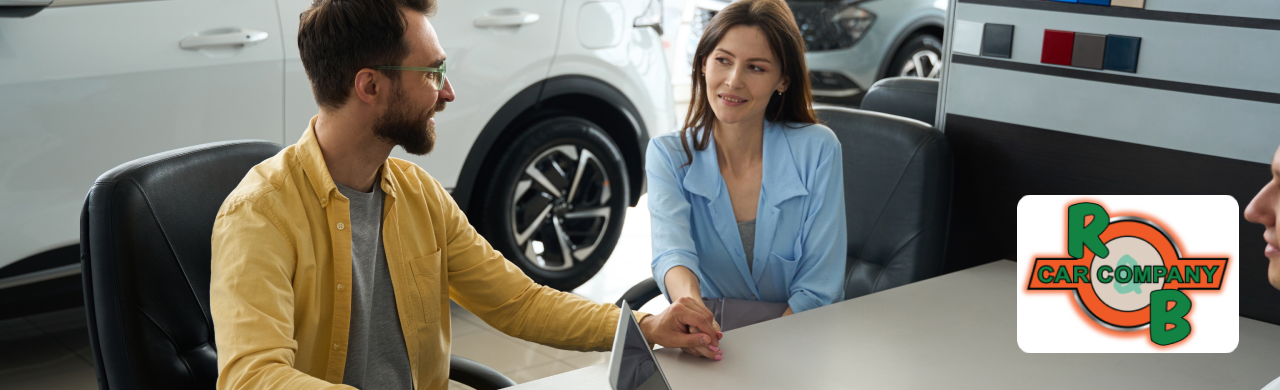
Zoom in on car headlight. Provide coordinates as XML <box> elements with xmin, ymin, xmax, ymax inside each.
<box><xmin>793</xmin><ymin>2</ymin><xmax>876</xmax><ymax>51</ymax></box>
<box><xmin>832</xmin><ymin>4</ymin><xmax>875</xmax><ymax>45</ymax></box>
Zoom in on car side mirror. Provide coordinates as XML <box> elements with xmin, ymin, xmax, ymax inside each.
<box><xmin>0</xmin><ymin>0</ymin><xmax>52</xmax><ymax>18</ymax></box>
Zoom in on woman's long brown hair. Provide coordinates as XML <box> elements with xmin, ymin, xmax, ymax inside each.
<box><xmin>680</xmin><ymin>0</ymin><xmax>818</xmax><ymax>166</ymax></box>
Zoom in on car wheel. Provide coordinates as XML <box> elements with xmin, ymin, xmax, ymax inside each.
<box><xmin>479</xmin><ymin>116</ymin><xmax>630</xmax><ymax>291</ymax></box>
<box><xmin>890</xmin><ymin>33</ymin><xmax>943</xmax><ymax>79</ymax></box>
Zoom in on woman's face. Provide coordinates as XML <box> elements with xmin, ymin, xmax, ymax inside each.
<box><xmin>1244</xmin><ymin>145</ymin><xmax>1280</xmax><ymax>290</ymax></box>
<box><xmin>703</xmin><ymin>25</ymin><xmax>789</xmax><ymax>126</ymax></box>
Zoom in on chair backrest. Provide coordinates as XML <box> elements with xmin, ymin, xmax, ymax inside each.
<box><xmin>858</xmin><ymin>77</ymin><xmax>940</xmax><ymax>127</ymax></box>
<box><xmin>816</xmin><ymin>107</ymin><xmax>952</xmax><ymax>300</ymax></box>
<box><xmin>81</xmin><ymin>140</ymin><xmax>282</xmax><ymax>390</ymax></box>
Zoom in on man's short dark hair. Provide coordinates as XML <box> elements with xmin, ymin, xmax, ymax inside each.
<box><xmin>298</xmin><ymin>0</ymin><xmax>437</xmax><ymax>110</ymax></box>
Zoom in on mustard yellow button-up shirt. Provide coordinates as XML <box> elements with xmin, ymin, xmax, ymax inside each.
<box><xmin>212</xmin><ymin>117</ymin><xmax>639</xmax><ymax>390</ymax></box>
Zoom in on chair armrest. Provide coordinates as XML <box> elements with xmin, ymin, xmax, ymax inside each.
<box><xmin>615</xmin><ymin>277</ymin><xmax>662</xmax><ymax>308</ymax></box>
<box><xmin>450</xmin><ymin>355</ymin><xmax>516</xmax><ymax>390</ymax></box>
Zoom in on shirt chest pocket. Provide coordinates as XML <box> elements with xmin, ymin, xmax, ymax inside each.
<box><xmin>765</xmin><ymin>252</ymin><xmax>802</xmax><ymax>293</ymax></box>
<box><xmin>763</xmin><ymin>223</ymin><xmax>805</xmax><ymax>292</ymax></box>
<box><xmin>407</xmin><ymin>248</ymin><xmax>443</xmax><ymax>324</ymax></box>
<box><xmin>764</xmin><ymin>214</ymin><xmax>805</xmax><ymax>265</ymax></box>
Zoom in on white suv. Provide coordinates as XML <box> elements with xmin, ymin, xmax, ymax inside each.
<box><xmin>0</xmin><ymin>0</ymin><xmax>673</xmax><ymax>316</ymax></box>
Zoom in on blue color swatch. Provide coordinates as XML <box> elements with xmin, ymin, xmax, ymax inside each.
<box><xmin>1102</xmin><ymin>35</ymin><xmax>1142</xmax><ymax>73</ymax></box>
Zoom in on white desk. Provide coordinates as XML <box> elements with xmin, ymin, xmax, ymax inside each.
<box><xmin>510</xmin><ymin>261</ymin><xmax>1280</xmax><ymax>389</ymax></box>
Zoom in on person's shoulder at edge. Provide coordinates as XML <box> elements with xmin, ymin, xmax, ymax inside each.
<box><xmin>649</xmin><ymin>130</ymin><xmax>687</xmax><ymax>153</ymax></box>
<box><xmin>216</xmin><ymin>143</ymin><xmax>302</xmax><ymax>217</ymax></box>
<box><xmin>773</xmin><ymin>121</ymin><xmax>841</xmax><ymax>191</ymax></box>
<box><xmin>648</xmin><ymin>130</ymin><xmax>694</xmax><ymax>169</ymax></box>
<box><xmin>774</xmin><ymin>120</ymin><xmax>838</xmax><ymax>151</ymax></box>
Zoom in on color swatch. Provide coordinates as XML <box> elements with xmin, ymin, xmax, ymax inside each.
<box><xmin>1039</xmin><ymin>29</ymin><xmax>1143</xmax><ymax>73</ymax></box>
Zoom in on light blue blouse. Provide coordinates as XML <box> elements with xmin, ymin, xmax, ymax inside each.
<box><xmin>647</xmin><ymin>120</ymin><xmax>847</xmax><ymax>314</ymax></box>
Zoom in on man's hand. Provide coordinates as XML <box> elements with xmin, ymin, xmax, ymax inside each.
<box><xmin>638</xmin><ymin>297</ymin><xmax>723</xmax><ymax>360</ymax></box>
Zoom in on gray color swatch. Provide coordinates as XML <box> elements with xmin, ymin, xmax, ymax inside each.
<box><xmin>1071</xmin><ymin>32</ymin><xmax>1106</xmax><ymax>69</ymax></box>
<box><xmin>980</xmin><ymin>23</ymin><xmax>1015</xmax><ymax>58</ymax></box>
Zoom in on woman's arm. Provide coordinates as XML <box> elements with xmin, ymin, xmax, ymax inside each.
<box><xmin>663</xmin><ymin>265</ymin><xmax>703</xmax><ymax>302</ymax></box>
<box><xmin>646</xmin><ymin>138</ymin><xmax>705</xmax><ymax>303</ymax></box>
<box><xmin>646</xmin><ymin>139</ymin><xmax>722</xmax><ymax>359</ymax></box>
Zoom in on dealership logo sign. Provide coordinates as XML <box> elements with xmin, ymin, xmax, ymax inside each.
<box><xmin>1025</xmin><ymin>202</ymin><xmax>1229</xmax><ymax>346</ymax></box>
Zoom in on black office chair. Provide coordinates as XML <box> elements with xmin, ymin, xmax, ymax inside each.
<box><xmin>81</xmin><ymin>140</ymin><xmax>516</xmax><ymax>390</ymax></box>
<box><xmin>817</xmin><ymin>106</ymin><xmax>952</xmax><ymax>299</ymax></box>
<box><xmin>617</xmin><ymin>107</ymin><xmax>952</xmax><ymax>308</ymax></box>
<box><xmin>858</xmin><ymin>77</ymin><xmax>940</xmax><ymax>127</ymax></box>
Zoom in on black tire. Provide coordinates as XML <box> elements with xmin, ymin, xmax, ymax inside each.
<box><xmin>889</xmin><ymin>33</ymin><xmax>943</xmax><ymax>79</ymax></box>
<box><xmin>477</xmin><ymin>116</ymin><xmax>630</xmax><ymax>291</ymax></box>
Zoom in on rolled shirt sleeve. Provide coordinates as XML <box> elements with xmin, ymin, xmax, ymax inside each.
<box><xmin>427</xmin><ymin>173</ymin><xmax>640</xmax><ymax>351</ymax></box>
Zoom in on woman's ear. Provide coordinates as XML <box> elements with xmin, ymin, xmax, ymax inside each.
<box><xmin>777</xmin><ymin>75</ymin><xmax>790</xmax><ymax>94</ymax></box>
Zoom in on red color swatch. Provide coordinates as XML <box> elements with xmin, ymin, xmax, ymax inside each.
<box><xmin>1041</xmin><ymin>30</ymin><xmax>1076</xmax><ymax>66</ymax></box>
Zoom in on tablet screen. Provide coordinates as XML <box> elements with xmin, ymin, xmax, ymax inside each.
<box><xmin>610</xmin><ymin>304</ymin><xmax>671</xmax><ymax>390</ymax></box>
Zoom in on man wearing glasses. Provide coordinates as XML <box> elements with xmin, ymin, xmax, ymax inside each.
<box><xmin>209</xmin><ymin>0</ymin><xmax>722</xmax><ymax>389</ymax></box>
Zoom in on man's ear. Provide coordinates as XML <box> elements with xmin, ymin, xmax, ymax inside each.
<box><xmin>353</xmin><ymin>69</ymin><xmax>382</xmax><ymax>105</ymax></box>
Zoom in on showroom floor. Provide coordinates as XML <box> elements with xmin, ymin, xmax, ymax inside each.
<box><xmin>0</xmin><ymin>196</ymin><xmax>673</xmax><ymax>390</ymax></box>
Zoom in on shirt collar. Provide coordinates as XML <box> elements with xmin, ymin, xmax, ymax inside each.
<box><xmin>760</xmin><ymin>120</ymin><xmax>808</xmax><ymax>205</ymax></box>
<box><xmin>681</xmin><ymin>129</ymin><xmax>722</xmax><ymax>201</ymax></box>
<box><xmin>298</xmin><ymin>116</ymin><xmax>339</xmax><ymax>208</ymax></box>
<box><xmin>297</xmin><ymin>115</ymin><xmax>398</xmax><ymax>208</ymax></box>
<box><xmin>682</xmin><ymin>120</ymin><xmax>808</xmax><ymax>205</ymax></box>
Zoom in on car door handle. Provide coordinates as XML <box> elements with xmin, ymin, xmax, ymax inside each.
<box><xmin>180</xmin><ymin>29</ymin><xmax>268</xmax><ymax>50</ymax></box>
<box><xmin>474</xmin><ymin>10</ymin><xmax>539</xmax><ymax>28</ymax></box>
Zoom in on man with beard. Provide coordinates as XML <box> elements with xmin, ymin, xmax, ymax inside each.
<box><xmin>209</xmin><ymin>0</ymin><xmax>722</xmax><ymax>389</ymax></box>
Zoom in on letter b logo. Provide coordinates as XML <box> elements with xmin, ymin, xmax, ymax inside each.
<box><xmin>1149</xmin><ymin>290</ymin><xmax>1192</xmax><ymax>346</ymax></box>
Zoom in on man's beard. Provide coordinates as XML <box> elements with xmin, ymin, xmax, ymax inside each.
<box><xmin>372</xmin><ymin>84</ymin><xmax>446</xmax><ymax>156</ymax></box>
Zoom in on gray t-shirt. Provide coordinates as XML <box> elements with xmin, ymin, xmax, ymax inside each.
<box><xmin>738</xmin><ymin>219</ymin><xmax>756</xmax><ymax>271</ymax></box>
<box><xmin>336</xmin><ymin>179</ymin><xmax>413</xmax><ymax>390</ymax></box>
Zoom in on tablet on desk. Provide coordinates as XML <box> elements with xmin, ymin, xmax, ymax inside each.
<box><xmin>608</xmin><ymin>302</ymin><xmax>673</xmax><ymax>390</ymax></box>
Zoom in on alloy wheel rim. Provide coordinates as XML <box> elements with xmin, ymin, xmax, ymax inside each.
<box><xmin>509</xmin><ymin>144</ymin><xmax>613</xmax><ymax>272</ymax></box>
<box><xmin>900</xmin><ymin>49</ymin><xmax>942</xmax><ymax>78</ymax></box>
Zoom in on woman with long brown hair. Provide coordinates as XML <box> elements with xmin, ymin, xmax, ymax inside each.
<box><xmin>646</xmin><ymin>0</ymin><xmax>846</xmax><ymax>361</ymax></box>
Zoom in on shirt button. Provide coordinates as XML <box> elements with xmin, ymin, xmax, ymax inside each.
<box><xmin>336</xmin><ymin>222</ymin><xmax>345</xmax><ymax>230</ymax></box>
<box><xmin>337</xmin><ymin>284</ymin><xmax>344</xmax><ymax>291</ymax></box>
<box><xmin>333</xmin><ymin>344</ymin><xmax>340</xmax><ymax>351</ymax></box>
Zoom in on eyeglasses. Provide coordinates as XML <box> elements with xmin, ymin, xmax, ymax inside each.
<box><xmin>374</xmin><ymin>60</ymin><xmax>447</xmax><ymax>90</ymax></box>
